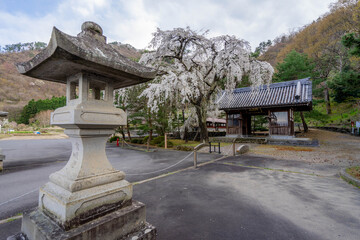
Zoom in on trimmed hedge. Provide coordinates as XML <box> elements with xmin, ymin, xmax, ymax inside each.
<box><xmin>131</xmin><ymin>138</ymin><xmax>144</xmax><ymax>144</ymax></box>
<box><xmin>150</xmin><ymin>136</ymin><xmax>165</xmax><ymax>145</ymax></box>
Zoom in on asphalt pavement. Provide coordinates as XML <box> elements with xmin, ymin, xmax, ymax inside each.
<box><xmin>0</xmin><ymin>139</ymin><xmax>359</xmax><ymax>240</ymax></box>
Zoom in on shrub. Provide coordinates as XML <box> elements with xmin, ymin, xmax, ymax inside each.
<box><xmin>109</xmin><ymin>136</ymin><xmax>120</xmax><ymax>143</ymax></box>
<box><xmin>150</xmin><ymin>136</ymin><xmax>164</xmax><ymax>145</ymax></box>
<box><xmin>143</xmin><ymin>136</ymin><xmax>149</xmax><ymax>143</ymax></box>
<box><xmin>131</xmin><ymin>138</ymin><xmax>144</xmax><ymax>144</ymax></box>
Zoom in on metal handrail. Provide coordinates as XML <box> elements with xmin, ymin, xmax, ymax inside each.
<box><xmin>209</xmin><ymin>142</ymin><xmax>221</xmax><ymax>154</ymax></box>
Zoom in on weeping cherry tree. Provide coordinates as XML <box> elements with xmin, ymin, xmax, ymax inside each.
<box><xmin>140</xmin><ymin>27</ymin><xmax>274</xmax><ymax>142</ymax></box>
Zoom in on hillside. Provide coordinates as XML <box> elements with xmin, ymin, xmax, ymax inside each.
<box><xmin>0</xmin><ymin>42</ymin><xmax>141</xmax><ymax>121</ymax></box>
<box><xmin>259</xmin><ymin>0</ymin><xmax>360</xmax><ymax>129</ymax></box>
<box><xmin>0</xmin><ymin>50</ymin><xmax>66</xmax><ymax>120</ymax></box>
<box><xmin>260</xmin><ymin>1</ymin><xmax>359</xmax><ymax>69</ymax></box>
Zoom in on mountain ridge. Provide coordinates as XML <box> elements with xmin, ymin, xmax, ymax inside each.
<box><xmin>0</xmin><ymin>42</ymin><xmax>141</xmax><ymax>120</ymax></box>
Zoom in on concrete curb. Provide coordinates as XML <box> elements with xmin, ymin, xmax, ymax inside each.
<box><xmin>340</xmin><ymin>168</ymin><xmax>360</xmax><ymax>188</ymax></box>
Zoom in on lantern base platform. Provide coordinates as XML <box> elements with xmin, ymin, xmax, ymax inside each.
<box><xmin>9</xmin><ymin>201</ymin><xmax>156</xmax><ymax>240</ymax></box>
<box><xmin>38</xmin><ymin>178</ymin><xmax>133</xmax><ymax>230</ymax></box>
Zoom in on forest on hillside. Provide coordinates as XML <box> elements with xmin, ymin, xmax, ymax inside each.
<box><xmin>257</xmin><ymin>0</ymin><xmax>360</xmax><ymax>127</ymax></box>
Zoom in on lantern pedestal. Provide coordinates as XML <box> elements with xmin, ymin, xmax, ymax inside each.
<box><xmin>16</xmin><ymin>201</ymin><xmax>156</xmax><ymax>240</ymax></box>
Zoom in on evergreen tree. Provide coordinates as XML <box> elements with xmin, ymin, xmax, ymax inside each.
<box><xmin>328</xmin><ymin>68</ymin><xmax>360</xmax><ymax>102</ymax></box>
<box><xmin>273</xmin><ymin>50</ymin><xmax>315</xmax><ymax>131</ymax></box>
<box><xmin>342</xmin><ymin>33</ymin><xmax>360</xmax><ymax>57</ymax></box>
<box><xmin>18</xmin><ymin>96</ymin><xmax>66</xmax><ymax>124</ymax></box>
<box><xmin>273</xmin><ymin>50</ymin><xmax>315</xmax><ymax>82</ymax></box>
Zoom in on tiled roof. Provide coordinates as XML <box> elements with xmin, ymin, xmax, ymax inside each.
<box><xmin>218</xmin><ymin>78</ymin><xmax>312</xmax><ymax>110</ymax></box>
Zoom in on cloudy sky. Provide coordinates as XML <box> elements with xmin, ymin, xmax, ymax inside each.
<box><xmin>0</xmin><ymin>0</ymin><xmax>335</xmax><ymax>50</ymax></box>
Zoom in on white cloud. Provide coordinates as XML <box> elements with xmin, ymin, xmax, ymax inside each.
<box><xmin>0</xmin><ymin>0</ymin><xmax>335</xmax><ymax>50</ymax></box>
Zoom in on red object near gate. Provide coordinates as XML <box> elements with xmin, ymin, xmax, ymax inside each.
<box><xmin>116</xmin><ymin>138</ymin><xmax>119</xmax><ymax>147</ymax></box>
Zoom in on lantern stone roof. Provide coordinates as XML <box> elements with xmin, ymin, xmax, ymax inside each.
<box><xmin>218</xmin><ymin>78</ymin><xmax>312</xmax><ymax>111</ymax></box>
<box><xmin>16</xmin><ymin>22</ymin><xmax>156</xmax><ymax>89</ymax></box>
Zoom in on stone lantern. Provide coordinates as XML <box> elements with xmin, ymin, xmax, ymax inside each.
<box><xmin>13</xmin><ymin>22</ymin><xmax>156</xmax><ymax>240</ymax></box>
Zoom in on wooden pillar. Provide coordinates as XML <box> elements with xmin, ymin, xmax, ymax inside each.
<box><xmin>247</xmin><ymin>115</ymin><xmax>252</xmax><ymax>136</ymax></box>
<box><xmin>268</xmin><ymin>110</ymin><xmax>272</xmax><ymax>136</ymax></box>
<box><xmin>243</xmin><ymin>113</ymin><xmax>247</xmax><ymax>136</ymax></box>
<box><xmin>289</xmin><ymin>108</ymin><xmax>294</xmax><ymax>136</ymax></box>
<box><xmin>285</xmin><ymin>109</ymin><xmax>292</xmax><ymax>136</ymax></box>
<box><xmin>239</xmin><ymin>112</ymin><xmax>243</xmax><ymax>136</ymax></box>
<box><xmin>226</xmin><ymin>113</ymin><xmax>229</xmax><ymax>135</ymax></box>
<box><xmin>242</xmin><ymin>112</ymin><xmax>249</xmax><ymax>136</ymax></box>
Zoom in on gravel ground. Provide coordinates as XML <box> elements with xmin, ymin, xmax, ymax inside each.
<box><xmin>200</xmin><ymin>128</ymin><xmax>360</xmax><ymax>168</ymax></box>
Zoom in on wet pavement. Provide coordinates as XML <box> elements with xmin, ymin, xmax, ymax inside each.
<box><xmin>1</xmin><ymin>139</ymin><xmax>359</xmax><ymax>240</ymax></box>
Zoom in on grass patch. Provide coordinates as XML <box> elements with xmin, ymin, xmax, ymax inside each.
<box><xmin>303</xmin><ymin>98</ymin><xmax>360</xmax><ymax>127</ymax></box>
<box><xmin>170</xmin><ymin>139</ymin><xmax>202</xmax><ymax>147</ymax></box>
<box><xmin>346</xmin><ymin>166</ymin><xmax>360</xmax><ymax>181</ymax></box>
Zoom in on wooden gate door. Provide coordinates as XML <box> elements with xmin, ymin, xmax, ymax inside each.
<box><xmin>227</xmin><ymin>113</ymin><xmax>241</xmax><ymax>135</ymax></box>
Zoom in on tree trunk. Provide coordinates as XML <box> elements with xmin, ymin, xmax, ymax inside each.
<box><xmin>120</xmin><ymin>126</ymin><xmax>126</xmax><ymax>140</ymax></box>
<box><xmin>123</xmin><ymin>103</ymin><xmax>131</xmax><ymax>141</ymax></box>
<box><xmin>182</xmin><ymin>109</ymin><xmax>188</xmax><ymax>143</ymax></box>
<box><xmin>126</xmin><ymin>119</ymin><xmax>132</xmax><ymax>141</ymax></box>
<box><xmin>324</xmin><ymin>85</ymin><xmax>332</xmax><ymax>114</ymax></box>
<box><xmin>300</xmin><ymin>111</ymin><xmax>308</xmax><ymax>133</ymax></box>
<box><xmin>195</xmin><ymin>105</ymin><xmax>209</xmax><ymax>143</ymax></box>
<box><xmin>148</xmin><ymin>108</ymin><xmax>153</xmax><ymax>141</ymax></box>
<box><xmin>192</xmin><ymin>130</ymin><xmax>199</xmax><ymax>141</ymax></box>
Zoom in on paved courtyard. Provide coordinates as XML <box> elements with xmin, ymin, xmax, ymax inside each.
<box><xmin>0</xmin><ymin>139</ymin><xmax>359</xmax><ymax>239</ymax></box>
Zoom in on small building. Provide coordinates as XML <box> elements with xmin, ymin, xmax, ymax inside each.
<box><xmin>218</xmin><ymin>78</ymin><xmax>312</xmax><ymax>137</ymax></box>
